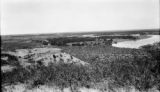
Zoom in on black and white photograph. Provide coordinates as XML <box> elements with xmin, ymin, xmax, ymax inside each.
<box><xmin>1</xmin><ymin>0</ymin><xmax>160</xmax><ymax>92</ymax></box>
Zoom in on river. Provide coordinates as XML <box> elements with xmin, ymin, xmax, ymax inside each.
<box><xmin>112</xmin><ymin>35</ymin><xmax>160</xmax><ymax>48</ymax></box>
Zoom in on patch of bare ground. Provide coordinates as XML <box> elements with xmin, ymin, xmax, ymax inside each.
<box><xmin>1</xmin><ymin>47</ymin><xmax>89</xmax><ymax>69</ymax></box>
<box><xmin>2</xmin><ymin>83</ymin><xmax>159</xmax><ymax>92</ymax></box>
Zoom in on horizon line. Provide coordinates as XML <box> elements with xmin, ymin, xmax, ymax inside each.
<box><xmin>1</xmin><ymin>28</ymin><xmax>160</xmax><ymax>36</ymax></box>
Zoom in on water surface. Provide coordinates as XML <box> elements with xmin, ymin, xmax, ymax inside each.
<box><xmin>112</xmin><ymin>35</ymin><xmax>160</xmax><ymax>48</ymax></box>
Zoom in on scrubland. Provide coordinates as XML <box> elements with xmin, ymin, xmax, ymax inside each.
<box><xmin>1</xmin><ymin>42</ymin><xmax>160</xmax><ymax>92</ymax></box>
<box><xmin>1</xmin><ymin>30</ymin><xmax>160</xmax><ymax>92</ymax></box>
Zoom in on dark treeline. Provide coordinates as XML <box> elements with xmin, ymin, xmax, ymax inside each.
<box><xmin>47</xmin><ymin>35</ymin><xmax>137</xmax><ymax>46</ymax></box>
<box><xmin>99</xmin><ymin>35</ymin><xmax>137</xmax><ymax>40</ymax></box>
<box><xmin>47</xmin><ymin>37</ymin><xmax>95</xmax><ymax>46</ymax></box>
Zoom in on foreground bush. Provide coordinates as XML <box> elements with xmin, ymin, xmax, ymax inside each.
<box><xmin>90</xmin><ymin>51</ymin><xmax>158</xmax><ymax>91</ymax></box>
<box><xmin>2</xmin><ymin>63</ymin><xmax>94</xmax><ymax>92</ymax></box>
<box><xmin>141</xmin><ymin>42</ymin><xmax>160</xmax><ymax>90</ymax></box>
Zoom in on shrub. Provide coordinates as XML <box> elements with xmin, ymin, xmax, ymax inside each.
<box><xmin>89</xmin><ymin>50</ymin><xmax>158</xmax><ymax>91</ymax></box>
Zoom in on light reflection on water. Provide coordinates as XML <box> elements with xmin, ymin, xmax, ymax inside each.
<box><xmin>112</xmin><ymin>35</ymin><xmax>160</xmax><ymax>48</ymax></box>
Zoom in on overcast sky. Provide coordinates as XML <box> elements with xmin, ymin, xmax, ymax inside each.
<box><xmin>1</xmin><ymin>0</ymin><xmax>159</xmax><ymax>35</ymax></box>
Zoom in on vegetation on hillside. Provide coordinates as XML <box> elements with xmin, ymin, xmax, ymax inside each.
<box><xmin>141</xmin><ymin>42</ymin><xmax>160</xmax><ymax>90</ymax></box>
<box><xmin>1</xmin><ymin>30</ymin><xmax>160</xmax><ymax>91</ymax></box>
<box><xmin>2</xmin><ymin>43</ymin><xmax>160</xmax><ymax>91</ymax></box>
